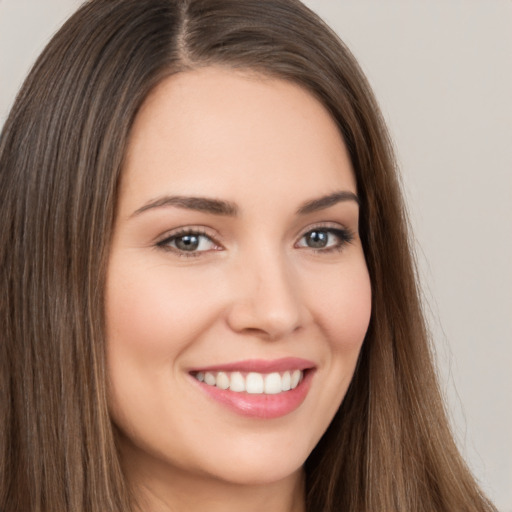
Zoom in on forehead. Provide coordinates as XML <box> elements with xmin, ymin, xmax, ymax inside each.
<box><xmin>120</xmin><ymin>66</ymin><xmax>355</xmax><ymax>213</ymax></box>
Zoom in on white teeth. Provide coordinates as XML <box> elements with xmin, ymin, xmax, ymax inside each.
<box><xmin>204</xmin><ymin>372</ymin><xmax>216</xmax><ymax>386</ymax></box>
<box><xmin>290</xmin><ymin>369</ymin><xmax>302</xmax><ymax>389</ymax></box>
<box><xmin>216</xmin><ymin>371</ymin><xmax>230</xmax><ymax>390</ymax></box>
<box><xmin>246</xmin><ymin>372</ymin><xmax>264</xmax><ymax>394</ymax></box>
<box><xmin>230</xmin><ymin>371</ymin><xmax>245</xmax><ymax>392</ymax></box>
<box><xmin>194</xmin><ymin>369</ymin><xmax>305</xmax><ymax>394</ymax></box>
<box><xmin>264</xmin><ymin>372</ymin><xmax>282</xmax><ymax>394</ymax></box>
<box><xmin>281</xmin><ymin>371</ymin><xmax>291</xmax><ymax>391</ymax></box>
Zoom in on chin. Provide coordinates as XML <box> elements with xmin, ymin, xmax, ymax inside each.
<box><xmin>193</xmin><ymin>436</ymin><xmax>311</xmax><ymax>487</ymax></box>
<box><xmin>204</xmin><ymin>458</ymin><xmax>305</xmax><ymax>487</ymax></box>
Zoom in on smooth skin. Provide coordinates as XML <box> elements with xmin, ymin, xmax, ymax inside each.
<box><xmin>106</xmin><ymin>67</ymin><xmax>372</xmax><ymax>512</ymax></box>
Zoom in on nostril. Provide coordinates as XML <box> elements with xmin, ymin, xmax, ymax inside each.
<box><xmin>225</xmin><ymin>301</ymin><xmax>303</xmax><ymax>340</ymax></box>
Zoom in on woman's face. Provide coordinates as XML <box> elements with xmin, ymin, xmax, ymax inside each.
<box><xmin>106</xmin><ymin>67</ymin><xmax>371</xmax><ymax>490</ymax></box>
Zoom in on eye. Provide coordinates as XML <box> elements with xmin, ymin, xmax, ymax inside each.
<box><xmin>156</xmin><ymin>229</ymin><xmax>220</xmax><ymax>256</ymax></box>
<box><xmin>296</xmin><ymin>227</ymin><xmax>354</xmax><ymax>252</ymax></box>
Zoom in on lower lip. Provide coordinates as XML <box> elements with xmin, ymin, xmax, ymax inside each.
<box><xmin>192</xmin><ymin>370</ymin><xmax>314</xmax><ymax>419</ymax></box>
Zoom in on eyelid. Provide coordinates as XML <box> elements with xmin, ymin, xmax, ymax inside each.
<box><xmin>155</xmin><ymin>226</ymin><xmax>224</xmax><ymax>256</ymax></box>
<box><xmin>295</xmin><ymin>221</ymin><xmax>354</xmax><ymax>238</ymax></box>
<box><xmin>294</xmin><ymin>222</ymin><xmax>355</xmax><ymax>251</ymax></box>
<box><xmin>154</xmin><ymin>222</ymin><xmax>356</xmax><ymax>258</ymax></box>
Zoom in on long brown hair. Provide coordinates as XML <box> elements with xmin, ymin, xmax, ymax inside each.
<box><xmin>0</xmin><ymin>1</ymin><xmax>496</xmax><ymax>511</ymax></box>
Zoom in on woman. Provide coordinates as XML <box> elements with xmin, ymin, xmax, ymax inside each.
<box><xmin>0</xmin><ymin>0</ymin><xmax>497</xmax><ymax>511</ymax></box>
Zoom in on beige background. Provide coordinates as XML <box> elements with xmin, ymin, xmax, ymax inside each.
<box><xmin>1</xmin><ymin>1</ymin><xmax>511</xmax><ymax>510</ymax></box>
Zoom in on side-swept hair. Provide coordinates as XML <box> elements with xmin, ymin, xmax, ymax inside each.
<box><xmin>0</xmin><ymin>1</ymin><xmax>496</xmax><ymax>511</ymax></box>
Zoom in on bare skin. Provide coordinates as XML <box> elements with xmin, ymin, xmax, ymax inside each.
<box><xmin>106</xmin><ymin>67</ymin><xmax>371</xmax><ymax>512</ymax></box>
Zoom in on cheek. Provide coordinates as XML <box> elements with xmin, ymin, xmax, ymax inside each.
<box><xmin>311</xmin><ymin>260</ymin><xmax>372</xmax><ymax>353</ymax></box>
<box><xmin>105</xmin><ymin>259</ymin><xmax>223</xmax><ymax>362</ymax></box>
<box><xmin>295</xmin><ymin>257</ymin><xmax>371</xmax><ymax>449</ymax></box>
<box><xmin>104</xmin><ymin>258</ymin><xmax>227</xmax><ymax>442</ymax></box>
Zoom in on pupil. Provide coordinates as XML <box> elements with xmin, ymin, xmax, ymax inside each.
<box><xmin>176</xmin><ymin>234</ymin><xmax>199</xmax><ymax>251</ymax></box>
<box><xmin>307</xmin><ymin>230</ymin><xmax>327</xmax><ymax>248</ymax></box>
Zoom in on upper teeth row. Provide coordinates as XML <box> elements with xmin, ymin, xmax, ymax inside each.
<box><xmin>195</xmin><ymin>370</ymin><xmax>303</xmax><ymax>394</ymax></box>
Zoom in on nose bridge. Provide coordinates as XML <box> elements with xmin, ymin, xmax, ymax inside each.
<box><xmin>227</xmin><ymin>244</ymin><xmax>304</xmax><ymax>339</ymax></box>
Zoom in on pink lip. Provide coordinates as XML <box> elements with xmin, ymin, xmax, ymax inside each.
<box><xmin>189</xmin><ymin>357</ymin><xmax>315</xmax><ymax>374</ymax></box>
<box><xmin>189</xmin><ymin>358</ymin><xmax>316</xmax><ymax>419</ymax></box>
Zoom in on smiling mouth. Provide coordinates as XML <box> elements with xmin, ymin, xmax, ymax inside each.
<box><xmin>188</xmin><ymin>358</ymin><xmax>315</xmax><ymax>418</ymax></box>
<box><xmin>190</xmin><ymin>368</ymin><xmax>314</xmax><ymax>419</ymax></box>
<box><xmin>192</xmin><ymin>369</ymin><xmax>304</xmax><ymax>395</ymax></box>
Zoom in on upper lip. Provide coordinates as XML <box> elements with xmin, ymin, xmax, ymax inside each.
<box><xmin>189</xmin><ymin>357</ymin><xmax>315</xmax><ymax>374</ymax></box>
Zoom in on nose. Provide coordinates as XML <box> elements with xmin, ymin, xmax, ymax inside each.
<box><xmin>226</xmin><ymin>251</ymin><xmax>307</xmax><ymax>340</ymax></box>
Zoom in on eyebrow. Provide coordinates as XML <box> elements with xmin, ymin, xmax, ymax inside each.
<box><xmin>131</xmin><ymin>190</ymin><xmax>359</xmax><ymax>218</ymax></box>
<box><xmin>295</xmin><ymin>190</ymin><xmax>359</xmax><ymax>215</ymax></box>
<box><xmin>131</xmin><ymin>196</ymin><xmax>239</xmax><ymax>217</ymax></box>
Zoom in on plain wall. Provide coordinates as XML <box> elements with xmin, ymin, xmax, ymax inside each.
<box><xmin>1</xmin><ymin>1</ymin><xmax>511</xmax><ymax>510</ymax></box>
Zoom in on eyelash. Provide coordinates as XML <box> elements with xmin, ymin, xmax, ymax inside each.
<box><xmin>155</xmin><ymin>225</ymin><xmax>355</xmax><ymax>258</ymax></box>
<box><xmin>297</xmin><ymin>226</ymin><xmax>355</xmax><ymax>254</ymax></box>
<box><xmin>156</xmin><ymin>228</ymin><xmax>219</xmax><ymax>258</ymax></box>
